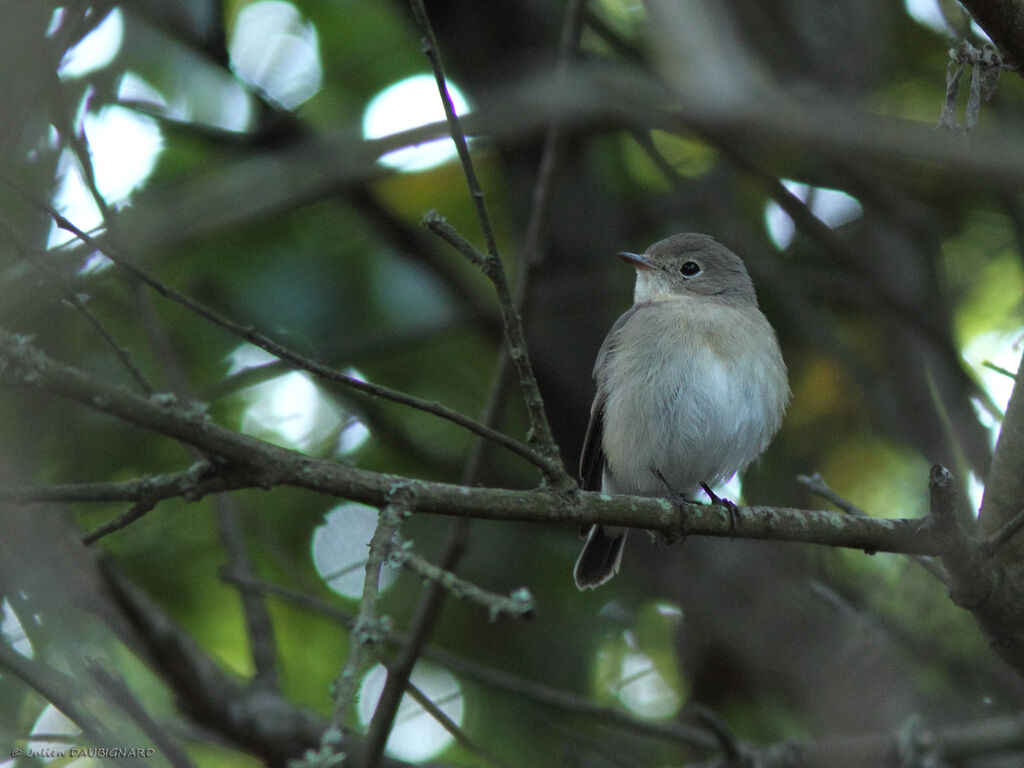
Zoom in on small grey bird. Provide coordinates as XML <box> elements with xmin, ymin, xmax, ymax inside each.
<box><xmin>574</xmin><ymin>233</ymin><xmax>790</xmax><ymax>590</ymax></box>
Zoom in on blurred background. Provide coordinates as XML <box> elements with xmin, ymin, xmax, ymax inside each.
<box><xmin>2</xmin><ymin>0</ymin><xmax>1024</xmax><ymax>766</ymax></box>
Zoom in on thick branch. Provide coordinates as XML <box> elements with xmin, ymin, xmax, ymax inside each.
<box><xmin>0</xmin><ymin>329</ymin><xmax>950</xmax><ymax>561</ymax></box>
<box><xmin>927</xmin><ymin>464</ymin><xmax>1024</xmax><ymax>676</ymax></box>
<box><xmin>0</xmin><ymin>327</ymin><xmax>950</xmax><ymax>557</ymax></box>
<box><xmin>0</xmin><ymin>330</ymin><xmax>949</xmax><ymax>558</ymax></box>
<box><xmin>980</xmin><ymin>351</ymin><xmax>1024</xmax><ymax>554</ymax></box>
<box><xmin>959</xmin><ymin>0</ymin><xmax>1024</xmax><ymax>69</ymax></box>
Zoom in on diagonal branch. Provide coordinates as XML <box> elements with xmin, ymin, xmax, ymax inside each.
<box><xmin>4</xmin><ymin>185</ymin><xmax>558</xmax><ymax>480</ymax></box>
<box><xmin>407</xmin><ymin>0</ymin><xmax>499</xmax><ymax>259</ymax></box>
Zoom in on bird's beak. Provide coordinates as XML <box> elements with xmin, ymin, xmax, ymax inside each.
<box><xmin>618</xmin><ymin>251</ymin><xmax>654</xmax><ymax>270</ymax></box>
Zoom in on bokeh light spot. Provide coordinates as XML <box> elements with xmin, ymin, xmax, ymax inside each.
<box><xmin>363</xmin><ymin>74</ymin><xmax>471</xmax><ymax>172</ymax></box>
<box><xmin>47</xmin><ymin>104</ymin><xmax>163</xmax><ymax>250</ymax></box>
<box><xmin>357</xmin><ymin>663</ymin><xmax>464</xmax><ymax>762</ymax></box>
<box><xmin>229</xmin><ymin>1</ymin><xmax>323</xmax><ymax>109</ymax></box>
<box><xmin>312</xmin><ymin>504</ymin><xmax>398</xmax><ymax>599</ymax></box>
<box><xmin>58</xmin><ymin>7</ymin><xmax>124</xmax><ymax>79</ymax></box>
<box><xmin>765</xmin><ymin>180</ymin><xmax>863</xmax><ymax>250</ymax></box>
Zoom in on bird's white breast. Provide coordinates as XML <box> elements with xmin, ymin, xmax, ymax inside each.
<box><xmin>598</xmin><ymin>297</ymin><xmax>788</xmax><ymax>496</ymax></box>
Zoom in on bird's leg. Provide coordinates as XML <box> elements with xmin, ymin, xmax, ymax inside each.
<box><xmin>701</xmin><ymin>482</ymin><xmax>740</xmax><ymax>535</ymax></box>
<box><xmin>651</xmin><ymin>468</ymin><xmax>693</xmax><ymax>543</ymax></box>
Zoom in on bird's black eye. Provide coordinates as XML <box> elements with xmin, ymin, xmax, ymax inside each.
<box><xmin>679</xmin><ymin>260</ymin><xmax>702</xmax><ymax>278</ymax></box>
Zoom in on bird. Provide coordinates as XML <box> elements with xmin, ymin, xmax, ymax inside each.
<box><xmin>574</xmin><ymin>233</ymin><xmax>790</xmax><ymax>589</ymax></box>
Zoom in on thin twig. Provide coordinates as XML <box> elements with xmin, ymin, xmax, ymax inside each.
<box><xmin>798</xmin><ymin>471</ymin><xmax>949</xmax><ymax>582</ymax></box>
<box><xmin>796</xmin><ymin>473</ymin><xmax>868</xmax><ymax>517</ymax></box>
<box><xmin>82</xmin><ymin>499</ymin><xmax>158</xmax><ymax>544</ymax></box>
<box><xmin>522</xmin><ymin>0</ymin><xmax>588</xmax><ymax>269</ymax></box>
<box><xmin>215</xmin><ymin>491</ymin><xmax>281</xmax><ymax>690</ymax></box>
<box><xmin>320</xmin><ymin>504</ymin><xmax>403</xmax><ymax>757</ymax></box>
<box><xmin>423</xmin><ymin>214</ymin><xmax>573</xmax><ymax>489</ymax></box>
<box><xmin>393</xmin><ymin>544</ymin><xmax>535</xmax><ymax>621</ymax></box>
<box><xmin>981</xmin><ymin>506</ymin><xmax>1024</xmax><ymax>556</ymax></box>
<box><xmin>407</xmin><ymin>0</ymin><xmax>499</xmax><ymax>260</ymax></box>
<box><xmin>0</xmin><ymin>462</ymin><xmax>243</xmax><ymax>505</ymax></box>
<box><xmin>61</xmin><ymin>291</ymin><xmax>155</xmax><ymax>394</ymax></box>
<box><xmin>403</xmin><ymin>681</ymin><xmax>517</xmax><ymax>768</ymax></box>
<box><xmin>87</xmin><ymin>662</ymin><xmax>196</xmax><ymax>768</ymax></box>
<box><xmin>0</xmin><ymin>218</ymin><xmax>154</xmax><ymax>394</ymax></box>
<box><xmin>983</xmin><ymin>360</ymin><xmax>1018</xmax><ymax>380</ymax></box>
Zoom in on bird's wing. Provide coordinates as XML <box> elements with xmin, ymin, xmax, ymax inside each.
<box><xmin>579</xmin><ymin>389</ymin><xmax>605</xmax><ymax>492</ymax></box>
<box><xmin>579</xmin><ymin>306</ymin><xmax>639</xmax><ymax>491</ymax></box>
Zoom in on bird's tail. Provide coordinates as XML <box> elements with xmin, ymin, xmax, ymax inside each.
<box><xmin>573</xmin><ymin>525</ymin><xmax>627</xmax><ymax>590</ymax></box>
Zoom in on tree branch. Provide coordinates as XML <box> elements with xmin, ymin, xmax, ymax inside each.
<box><xmin>959</xmin><ymin>0</ymin><xmax>1024</xmax><ymax>70</ymax></box>
<box><xmin>8</xmin><ymin>189</ymin><xmax>558</xmax><ymax>480</ymax></box>
<box><xmin>318</xmin><ymin>503</ymin><xmax>402</xmax><ymax>760</ymax></box>
<box><xmin>391</xmin><ymin>544</ymin><xmax>535</xmax><ymax>621</ymax></box>
<box><xmin>980</xmin><ymin>351</ymin><xmax>1024</xmax><ymax>550</ymax></box>
<box><xmin>0</xmin><ymin>330</ymin><xmax>952</xmax><ymax>558</ymax></box>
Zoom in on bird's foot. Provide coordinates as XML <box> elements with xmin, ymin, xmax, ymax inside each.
<box><xmin>700</xmin><ymin>482</ymin><xmax>740</xmax><ymax>536</ymax></box>
<box><xmin>651</xmin><ymin>468</ymin><xmax>693</xmax><ymax>543</ymax></box>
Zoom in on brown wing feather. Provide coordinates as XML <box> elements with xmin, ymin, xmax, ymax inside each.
<box><xmin>578</xmin><ymin>305</ymin><xmax>639</xmax><ymax>492</ymax></box>
<box><xmin>579</xmin><ymin>391</ymin><xmax>605</xmax><ymax>491</ymax></box>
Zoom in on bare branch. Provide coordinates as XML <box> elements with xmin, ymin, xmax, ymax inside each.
<box><xmin>0</xmin><ymin>218</ymin><xmax>154</xmax><ymax>394</ymax></box>
<box><xmin>392</xmin><ymin>544</ymin><xmax>535</xmax><ymax>621</ymax></box>
<box><xmin>403</xmin><ymin>681</ymin><xmax>516</xmax><ymax>768</ymax></box>
<box><xmin>0</xmin><ymin>462</ymin><xmax>247</xmax><ymax>506</ymax></box>
<box><xmin>82</xmin><ymin>499</ymin><xmax>158</xmax><ymax>545</ymax></box>
<box><xmin>797</xmin><ymin>473</ymin><xmax>869</xmax><ymax>517</ymax></box>
<box><xmin>981</xmin><ymin>506</ymin><xmax>1024</xmax><ymax>555</ymax></box>
<box><xmin>521</xmin><ymin>0</ymin><xmax>588</xmax><ymax>269</ymax></box>
<box><xmin>5</xmin><ymin>187</ymin><xmax>556</xmax><ymax>478</ymax></box>
<box><xmin>980</xmin><ymin>351</ymin><xmax>1024</xmax><ymax>547</ymax></box>
<box><xmin>407</xmin><ymin>0</ymin><xmax>499</xmax><ymax>260</ymax></box>
<box><xmin>0</xmin><ymin>329</ymin><xmax>962</xmax><ymax>558</ymax></box>
<box><xmin>407</xmin><ymin>0</ymin><xmax>572</xmax><ymax>490</ymax></box>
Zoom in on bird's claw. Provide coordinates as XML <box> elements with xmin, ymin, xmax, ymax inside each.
<box><xmin>701</xmin><ymin>482</ymin><xmax>740</xmax><ymax>536</ymax></box>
